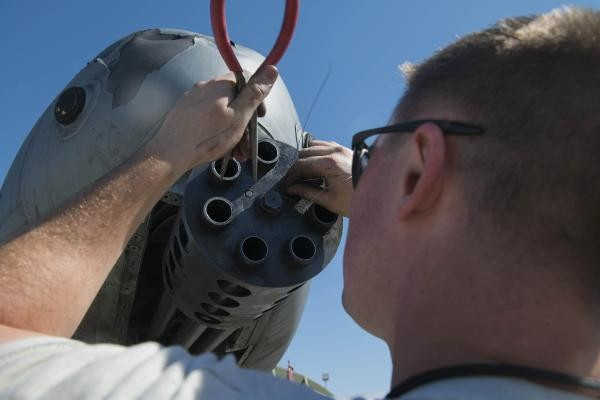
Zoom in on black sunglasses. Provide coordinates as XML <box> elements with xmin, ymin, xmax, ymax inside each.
<box><xmin>351</xmin><ymin>119</ymin><xmax>485</xmax><ymax>188</ymax></box>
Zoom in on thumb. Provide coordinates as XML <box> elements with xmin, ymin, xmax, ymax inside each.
<box><xmin>230</xmin><ymin>65</ymin><xmax>278</xmax><ymax>121</ymax></box>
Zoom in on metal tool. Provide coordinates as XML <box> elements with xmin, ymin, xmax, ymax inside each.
<box><xmin>210</xmin><ymin>0</ymin><xmax>299</xmax><ymax>181</ymax></box>
<box><xmin>219</xmin><ymin>71</ymin><xmax>250</xmax><ymax>182</ymax></box>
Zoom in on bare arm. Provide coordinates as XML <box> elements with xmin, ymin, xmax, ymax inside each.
<box><xmin>0</xmin><ymin>67</ymin><xmax>278</xmax><ymax>340</ymax></box>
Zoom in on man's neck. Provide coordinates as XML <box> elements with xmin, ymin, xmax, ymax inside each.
<box><xmin>387</xmin><ymin>278</ymin><xmax>600</xmax><ymax>389</ymax></box>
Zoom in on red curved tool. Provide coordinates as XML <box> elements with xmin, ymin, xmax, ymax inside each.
<box><xmin>210</xmin><ymin>0</ymin><xmax>299</xmax><ymax>73</ymax></box>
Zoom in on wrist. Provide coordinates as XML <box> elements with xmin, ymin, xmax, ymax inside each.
<box><xmin>140</xmin><ymin>133</ymin><xmax>190</xmax><ymax>180</ymax></box>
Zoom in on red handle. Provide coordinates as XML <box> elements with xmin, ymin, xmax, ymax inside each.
<box><xmin>210</xmin><ymin>0</ymin><xmax>299</xmax><ymax>73</ymax></box>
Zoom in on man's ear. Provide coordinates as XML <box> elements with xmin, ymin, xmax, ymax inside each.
<box><xmin>397</xmin><ymin>122</ymin><xmax>446</xmax><ymax>220</ymax></box>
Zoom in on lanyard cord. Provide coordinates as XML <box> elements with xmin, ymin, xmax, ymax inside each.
<box><xmin>386</xmin><ymin>363</ymin><xmax>600</xmax><ymax>398</ymax></box>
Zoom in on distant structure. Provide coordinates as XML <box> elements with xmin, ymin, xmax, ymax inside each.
<box><xmin>322</xmin><ymin>372</ymin><xmax>330</xmax><ymax>388</ymax></box>
<box><xmin>273</xmin><ymin>363</ymin><xmax>333</xmax><ymax>397</ymax></box>
<box><xmin>287</xmin><ymin>360</ymin><xmax>295</xmax><ymax>381</ymax></box>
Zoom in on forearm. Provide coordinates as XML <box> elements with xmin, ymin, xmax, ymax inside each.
<box><xmin>0</xmin><ymin>142</ymin><xmax>182</xmax><ymax>337</ymax></box>
<box><xmin>0</xmin><ymin>66</ymin><xmax>277</xmax><ymax>340</ymax></box>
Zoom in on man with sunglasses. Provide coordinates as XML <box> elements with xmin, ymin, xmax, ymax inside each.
<box><xmin>2</xmin><ymin>5</ymin><xmax>600</xmax><ymax>400</ymax></box>
<box><xmin>286</xmin><ymin>6</ymin><xmax>600</xmax><ymax>399</ymax></box>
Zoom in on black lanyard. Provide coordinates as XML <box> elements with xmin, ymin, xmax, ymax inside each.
<box><xmin>386</xmin><ymin>364</ymin><xmax>600</xmax><ymax>398</ymax></box>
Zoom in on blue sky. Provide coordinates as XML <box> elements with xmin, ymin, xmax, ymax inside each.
<box><xmin>2</xmin><ymin>0</ymin><xmax>600</xmax><ymax>397</ymax></box>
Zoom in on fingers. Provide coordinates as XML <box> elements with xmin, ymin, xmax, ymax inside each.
<box><xmin>220</xmin><ymin>71</ymin><xmax>266</xmax><ymax>117</ymax></box>
<box><xmin>257</xmin><ymin>102</ymin><xmax>267</xmax><ymax>118</ymax></box>
<box><xmin>285</xmin><ymin>156</ymin><xmax>338</xmax><ymax>184</ymax></box>
<box><xmin>232</xmin><ymin>132</ymin><xmax>251</xmax><ymax>161</ymax></box>
<box><xmin>298</xmin><ymin>145</ymin><xmax>339</xmax><ymax>158</ymax></box>
<box><xmin>308</xmin><ymin>139</ymin><xmax>338</xmax><ymax>147</ymax></box>
<box><xmin>287</xmin><ymin>180</ymin><xmax>349</xmax><ymax>217</ymax></box>
<box><xmin>230</xmin><ymin>65</ymin><xmax>278</xmax><ymax>124</ymax></box>
<box><xmin>206</xmin><ymin>68</ymin><xmax>274</xmax><ymax>162</ymax></box>
<box><xmin>287</xmin><ymin>182</ymin><xmax>329</xmax><ymax>204</ymax></box>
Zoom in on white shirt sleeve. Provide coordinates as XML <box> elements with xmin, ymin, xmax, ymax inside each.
<box><xmin>0</xmin><ymin>336</ymin><xmax>328</xmax><ymax>400</ymax></box>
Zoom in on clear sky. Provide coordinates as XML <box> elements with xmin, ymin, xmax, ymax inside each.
<box><xmin>1</xmin><ymin>0</ymin><xmax>600</xmax><ymax>398</ymax></box>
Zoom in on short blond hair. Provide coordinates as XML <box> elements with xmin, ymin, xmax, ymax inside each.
<box><xmin>397</xmin><ymin>7</ymin><xmax>600</xmax><ymax>276</ymax></box>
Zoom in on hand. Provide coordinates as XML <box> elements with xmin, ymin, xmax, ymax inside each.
<box><xmin>285</xmin><ymin>140</ymin><xmax>353</xmax><ymax>217</ymax></box>
<box><xmin>150</xmin><ymin>66</ymin><xmax>278</xmax><ymax>172</ymax></box>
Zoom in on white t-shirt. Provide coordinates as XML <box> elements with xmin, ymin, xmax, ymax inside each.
<box><xmin>0</xmin><ymin>336</ymin><xmax>595</xmax><ymax>400</ymax></box>
<box><xmin>0</xmin><ymin>336</ymin><xmax>326</xmax><ymax>399</ymax></box>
